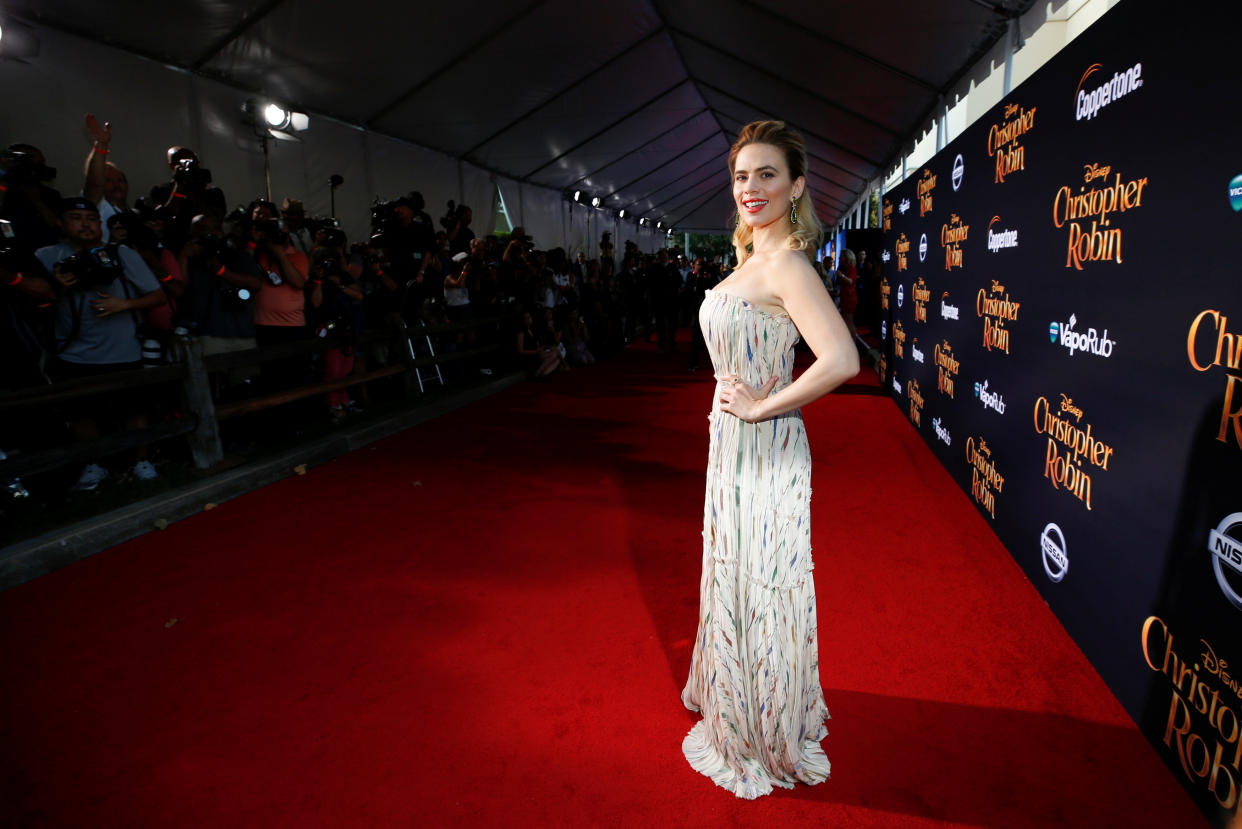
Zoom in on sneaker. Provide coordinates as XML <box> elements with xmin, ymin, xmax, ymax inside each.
<box><xmin>72</xmin><ymin>463</ymin><xmax>109</xmax><ymax>492</ymax></box>
<box><xmin>132</xmin><ymin>460</ymin><xmax>159</xmax><ymax>481</ymax></box>
<box><xmin>345</xmin><ymin>399</ymin><xmax>364</xmax><ymax>414</ymax></box>
<box><xmin>329</xmin><ymin>405</ymin><xmax>347</xmax><ymax>425</ymax></box>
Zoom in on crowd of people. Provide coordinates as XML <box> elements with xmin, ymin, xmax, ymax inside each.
<box><xmin>0</xmin><ymin>116</ymin><xmax>770</xmax><ymax>507</ymax></box>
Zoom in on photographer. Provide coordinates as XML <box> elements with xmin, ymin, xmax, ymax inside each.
<box><xmin>149</xmin><ymin>146</ymin><xmax>227</xmax><ymax>253</ymax></box>
<box><xmin>0</xmin><ymin>144</ymin><xmax>64</xmax><ymax>253</ymax></box>
<box><xmin>81</xmin><ymin>114</ymin><xmax>134</xmax><ymax>241</ymax></box>
<box><xmin>308</xmin><ymin>248</ymin><xmax>364</xmax><ymax>424</ymax></box>
<box><xmin>441</xmin><ymin>201</ymin><xmax>474</xmax><ymax>257</ymax></box>
<box><xmin>32</xmin><ymin>197</ymin><xmax>167</xmax><ymax>489</ymax></box>
<box><xmin>178</xmin><ymin>214</ymin><xmax>263</xmax><ymax>390</ymax></box>
<box><xmin>246</xmin><ymin>199</ymin><xmax>310</xmax><ymax>391</ymax></box>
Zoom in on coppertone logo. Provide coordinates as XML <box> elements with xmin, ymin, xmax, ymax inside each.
<box><xmin>918</xmin><ymin>233</ymin><xmax>928</xmax><ymax>262</ymax></box>
<box><xmin>940</xmin><ymin>291</ymin><xmax>959</xmax><ymax>321</ymax></box>
<box><xmin>1049</xmin><ymin>313</ymin><xmax>1116</xmax><ymax>358</ymax></box>
<box><xmin>1040</xmin><ymin>522</ymin><xmax>1068</xmax><ymax>582</ymax></box>
<box><xmin>911</xmin><ymin>338</ymin><xmax>925</xmax><ymax>363</ymax></box>
<box><xmin>973</xmin><ymin>379</ymin><xmax>1006</xmax><ymax>414</ymax></box>
<box><xmin>932</xmin><ymin>416</ymin><xmax>951</xmax><ymax>446</ymax></box>
<box><xmin>952</xmin><ymin>154</ymin><xmax>964</xmax><ymax>191</ymax></box>
<box><xmin>1230</xmin><ymin>174</ymin><xmax>1242</xmax><ymax>212</ymax></box>
<box><xmin>898</xmin><ymin>197</ymin><xmax>911</xmax><ymax>214</ymax></box>
<box><xmin>986</xmin><ymin>215</ymin><xmax>1019</xmax><ymax>252</ymax></box>
<box><xmin>1075</xmin><ymin>61</ymin><xmax>1143</xmax><ymax>121</ymax></box>
<box><xmin>1208</xmin><ymin>512</ymin><xmax>1242</xmax><ymax>610</ymax></box>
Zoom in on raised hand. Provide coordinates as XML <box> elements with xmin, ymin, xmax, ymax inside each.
<box><xmin>85</xmin><ymin>113</ymin><xmax>112</xmax><ymax>149</ymax></box>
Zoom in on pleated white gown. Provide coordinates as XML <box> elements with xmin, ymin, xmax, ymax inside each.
<box><xmin>680</xmin><ymin>288</ymin><xmax>831</xmax><ymax>799</ymax></box>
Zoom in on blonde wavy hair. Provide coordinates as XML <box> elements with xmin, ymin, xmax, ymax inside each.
<box><xmin>728</xmin><ymin>120</ymin><xmax>824</xmax><ymax>266</ymax></box>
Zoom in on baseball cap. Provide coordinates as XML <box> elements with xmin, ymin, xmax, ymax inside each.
<box><xmin>60</xmin><ymin>196</ymin><xmax>99</xmax><ymax>215</ymax></box>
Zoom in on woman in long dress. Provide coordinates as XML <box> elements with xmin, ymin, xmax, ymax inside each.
<box><xmin>681</xmin><ymin>120</ymin><xmax>860</xmax><ymax>799</ymax></box>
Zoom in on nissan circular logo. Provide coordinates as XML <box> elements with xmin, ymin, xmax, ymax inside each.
<box><xmin>897</xmin><ymin>284</ymin><xmax>904</xmax><ymax>308</ymax></box>
<box><xmin>1041</xmin><ymin>522</ymin><xmax>1068</xmax><ymax>582</ymax></box>
<box><xmin>918</xmin><ymin>233</ymin><xmax>928</xmax><ymax>262</ymax></box>
<box><xmin>952</xmin><ymin>154</ymin><xmax>964</xmax><ymax>191</ymax></box>
<box><xmin>1208</xmin><ymin>512</ymin><xmax>1242</xmax><ymax>610</ymax></box>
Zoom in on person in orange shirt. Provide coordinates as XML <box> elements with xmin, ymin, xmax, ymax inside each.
<box><xmin>246</xmin><ymin>199</ymin><xmax>309</xmax><ymax>392</ymax></box>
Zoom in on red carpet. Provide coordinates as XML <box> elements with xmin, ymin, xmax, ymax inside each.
<box><xmin>0</xmin><ymin>341</ymin><xmax>1206</xmax><ymax>828</ymax></box>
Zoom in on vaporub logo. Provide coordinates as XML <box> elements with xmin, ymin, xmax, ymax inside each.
<box><xmin>899</xmin><ymin>197</ymin><xmax>911</xmax><ymax>214</ymax></box>
<box><xmin>1040</xmin><ymin>523</ymin><xmax>1068</xmax><ymax>582</ymax></box>
<box><xmin>1209</xmin><ymin>513</ymin><xmax>1242</xmax><ymax>610</ymax></box>
<box><xmin>941</xmin><ymin>214</ymin><xmax>968</xmax><ymax>270</ymax></box>
<box><xmin>1075</xmin><ymin>61</ymin><xmax>1143</xmax><ymax>121</ymax></box>
<box><xmin>918</xmin><ymin>169</ymin><xmax>937</xmax><ymax>216</ymax></box>
<box><xmin>940</xmin><ymin>291</ymin><xmax>960</xmax><ymax>321</ymax></box>
<box><xmin>988</xmin><ymin>101</ymin><xmax>1036</xmax><ymax>183</ymax></box>
<box><xmin>933</xmin><ymin>417</ymin><xmax>952</xmax><ymax>446</ymax></box>
<box><xmin>912</xmin><ymin>277</ymin><xmax>930</xmax><ymax>323</ymax></box>
<box><xmin>934</xmin><ymin>339</ymin><xmax>959</xmax><ymax>398</ymax></box>
<box><xmin>967</xmin><ymin>436</ymin><xmax>1005</xmax><ymax>519</ymax></box>
<box><xmin>952</xmin><ymin>154</ymin><xmax>964</xmax><ymax>191</ymax></box>
<box><xmin>895</xmin><ymin>233</ymin><xmax>910</xmax><ymax>272</ymax></box>
<box><xmin>986</xmin><ymin>215</ymin><xmax>1019</xmax><ymax>252</ymax></box>
<box><xmin>978</xmin><ymin>280</ymin><xmax>1021</xmax><ymax>355</ymax></box>
<box><xmin>974</xmin><ymin>379</ymin><xmax>1007</xmax><ymax>415</ymax></box>
<box><xmin>918</xmin><ymin>233</ymin><xmax>928</xmax><ymax>263</ymax></box>
<box><xmin>911</xmin><ymin>338</ymin><xmax>925</xmax><ymax>363</ymax></box>
<box><xmin>1049</xmin><ymin>313</ymin><xmax>1116</xmax><ymax>358</ymax></box>
<box><xmin>1230</xmin><ymin>174</ymin><xmax>1242</xmax><ymax>212</ymax></box>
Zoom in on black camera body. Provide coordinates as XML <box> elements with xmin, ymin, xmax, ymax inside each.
<box><xmin>0</xmin><ymin>150</ymin><xmax>56</xmax><ymax>186</ymax></box>
<box><xmin>173</xmin><ymin>157</ymin><xmax>213</xmax><ymax>189</ymax></box>
<box><xmin>197</xmin><ymin>233</ymin><xmax>231</xmax><ymax>259</ymax></box>
<box><xmin>252</xmin><ymin>219</ymin><xmax>286</xmax><ymax>246</ymax></box>
<box><xmin>59</xmin><ymin>244</ymin><xmax>124</xmax><ymax>292</ymax></box>
<box><xmin>0</xmin><ymin>219</ymin><xmax>23</xmax><ymax>275</ymax></box>
<box><xmin>369</xmin><ymin>199</ymin><xmax>401</xmax><ymax>248</ymax></box>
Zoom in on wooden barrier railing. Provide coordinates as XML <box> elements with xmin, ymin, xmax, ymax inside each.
<box><xmin>0</xmin><ymin>311</ymin><xmax>518</xmax><ymax>480</ymax></box>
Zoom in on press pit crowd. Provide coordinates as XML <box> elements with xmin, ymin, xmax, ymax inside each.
<box><xmin>0</xmin><ymin>117</ymin><xmax>765</xmax><ymax>503</ymax></box>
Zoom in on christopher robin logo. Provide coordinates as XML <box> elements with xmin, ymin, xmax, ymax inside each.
<box><xmin>941</xmin><ymin>213</ymin><xmax>968</xmax><ymax>270</ymax></box>
<box><xmin>977</xmin><ymin>279</ymin><xmax>1021</xmax><ymax>354</ymax></box>
<box><xmin>1187</xmin><ymin>308</ymin><xmax>1242</xmax><ymax>450</ymax></box>
<box><xmin>882</xmin><ymin>197</ymin><xmax>893</xmax><ymax>231</ymax></box>
<box><xmin>965</xmin><ymin>436</ymin><xmax>1005</xmax><ymax>519</ymax></box>
<box><xmin>893</xmin><ymin>320</ymin><xmax>906</xmax><ymax>359</ymax></box>
<box><xmin>912</xmin><ymin>277</ymin><xmax>930</xmax><ymax>322</ymax></box>
<box><xmin>1032</xmin><ymin>393</ymin><xmax>1116</xmax><ymax>511</ymax></box>
<box><xmin>907</xmin><ymin>378</ymin><xmax>924</xmax><ymax>427</ymax></box>
<box><xmin>880</xmin><ymin>276</ymin><xmax>890</xmax><ymax>311</ymax></box>
<box><xmin>895</xmin><ymin>233</ymin><xmax>910</xmax><ymax>272</ymax></box>
<box><xmin>918</xmin><ymin>168</ymin><xmax>937</xmax><ymax>216</ymax></box>
<box><xmin>934</xmin><ymin>339</ymin><xmax>959</xmax><ymax>398</ymax></box>
<box><xmin>1053</xmin><ymin>162</ymin><xmax>1148</xmax><ymax>269</ymax></box>
<box><xmin>988</xmin><ymin>101</ymin><xmax>1036</xmax><ymax>183</ymax></box>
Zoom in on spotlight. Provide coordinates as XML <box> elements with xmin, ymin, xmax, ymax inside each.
<box><xmin>572</xmin><ymin>190</ymin><xmax>583</xmax><ymax>203</ymax></box>
<box><xmin>0</xmin><ymin>18</ymin><xmax>39</xmax><ymax>60</ymax></box>
<box><xmin>590</xmin><ymin>196</ymin><xmax>602</xmax><ymax>208</ymax></box>
<box><xmin>617</xmin><ymin>208</ymin><xmax>627</xmax><ymax>220</ymax></box>
<box><xmin>638</xmin><ymin>218</ymin><xmax>648</xmax><ymax>227</ymax></box>
<box><xmin>242</xmin><ymin>98</ymin><xmax>310</xmax><ymax>141</ymax></box>
<box><xmin>264</xmin><ymin>103</ymin><xmax>289</xmax><ymax>128</ymax></box>
<box><xmin>656</xmin><ymin>220</ymin><xmax>664</xmax><ymax>230</ymax></box>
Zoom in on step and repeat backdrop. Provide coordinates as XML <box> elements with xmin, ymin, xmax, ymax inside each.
<box><xmin>878</xmin><ymin>1</ymin><xmax>1240</xmax><ymax>823</ymax></box>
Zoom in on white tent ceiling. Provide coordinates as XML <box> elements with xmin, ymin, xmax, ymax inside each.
<box><xmin>7</xmin><ymin>0</ymin><xmax>1037</xmax><ymax>232</ymax></box>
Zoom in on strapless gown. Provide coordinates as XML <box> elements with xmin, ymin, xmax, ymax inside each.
<box><xmin>680</xmin><ymin>288</ymin><xmax>831</xmax><ymax>799</ymax></box>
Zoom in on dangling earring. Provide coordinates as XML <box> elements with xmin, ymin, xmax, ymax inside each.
<box><xmin>735</xmin><ymin>210</ymin><xmax>740</xmax><ymax>228</ymax></box>
<box><xmin>790</xmin><ymin>196</ymin><xmax>799</xmax><ymax>225</ymax></box>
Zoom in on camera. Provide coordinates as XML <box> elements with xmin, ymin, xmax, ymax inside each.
<box><xmin>173</xmin><ymin>157</ymin><xmax>213</xmax><ymax>189</ymax></box>
<box><xmin>196</xmin><ymin>233</ymin><xmax>231</xmax><ymax>259</ymax></box>
<box><xmin>0</xmin><ymin>219</ymin><xmax>24</xmax><ymax>275</ymax></box>
<box><xmin>252</xmin><ymin>218</ymin><xmax>286</xmax><ymax>246</ymax></box>
<box><xmin>0</xmin><ymin>149</ymin><xmax>56</xmax><ymax>186</ymax></box>
<box><xmin>220</xmin><ymin>283</ymin><xmax>252</xmax><ymax>311</ymax></box>
<box><xmin>369</xmin><ymin>198</ymin><xmax>401</xmax><ymax>248</ymax></box>
<box><xmin>58</xmin><ymin>244</ymin><xmax>124</xmax><ymax>292</ymax></box>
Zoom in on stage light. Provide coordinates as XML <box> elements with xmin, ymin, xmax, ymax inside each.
<box><xmin>573</xmin><ymin>190</ymin><xmax>583</xmax><ymax>203</ymax></box>
<box><xmin>656</xmin><ymin>220</ymin><xmax>664</xmax><ymax>230</ymax></box>
<box><xmin>617</xmin><ymin>208</ymin><xmax>628</xmax><ymax>220</ymax></box>
<box><xmin>264</xmin><ymin>103</ymin><xmax>289</xmax><ymax>128</ymax></box>
<box><xmin>590</xmin><ymin>196</ymin><xmax>602</xmax><ymax>208</ymax></box>
<box><xmin>0</xmin><ymin>18</ymin><xmax>40</xmax><ymax>60</ymax></box>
